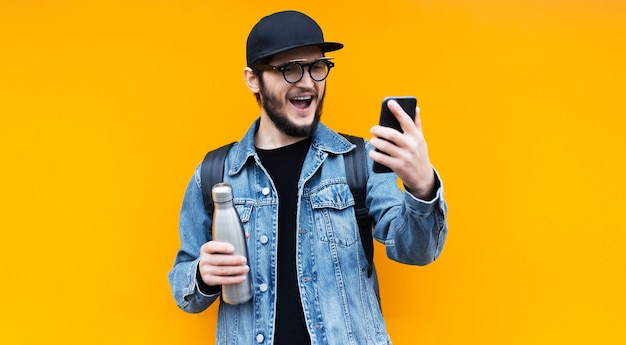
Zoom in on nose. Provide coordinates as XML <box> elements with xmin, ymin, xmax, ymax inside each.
<box><xmin>295</xmin><ymin>67</ymin><xmax>315</xmax><ymax>87</ymax></box>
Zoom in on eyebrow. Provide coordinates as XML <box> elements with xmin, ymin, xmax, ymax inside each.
<box><xmin>283</xmin><ymin>57</ymin><xmax>334</xmax><ymax>64</ymax></box>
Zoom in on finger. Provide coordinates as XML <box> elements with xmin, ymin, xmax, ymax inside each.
<box><xmin>198</xmin><ymin>254</ymin><xmax>249</xmax><ymax>286</ymax></box>
<box><xmin>199</xmin><ymin>265</ymin><xmax>249</xmax><ymax>286</ymax></box>
<box><xmin>388</xmin><ymin>100</ymin><xmax>417</xmax><ymax>135</ymax></box>
<box><xmin>368</xmin><ymin>135</ymin><xmax>400</xmax><ymax>155</ymax></box>
<box><xmin>205</xmin><ymin>273</ymin><xmax>248</xmax><ymax>286</ymax></box>
<box><xmin>206</xmin><ymin>253</ymin><xmax>248</xmax><ymax>266</ymax></box>
<box><xmin>201</xmin><ymin>240</ymin><xmax>235</xmax><ymax>255</ymax></box>
<box><xmin>368</xmin><ymin>147</ymin><xmax>397</xmax><ymax>171</ymax></box>
<box><xmin>201</xmin><ymin>260</ymin><xmax>249</xmax><ymax>277</ymax></box>
<box><xmin>413</xmin><ymin>105</ymin><xmax>422</xmax><ymax>130</ymax></box>
<box><xmin>370</xmin><ymin>122</ymin><xmax>407</xmax><ymax>147</ymax></box>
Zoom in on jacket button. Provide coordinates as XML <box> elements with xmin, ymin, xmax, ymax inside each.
<box><xmin>256</xmin><ymin>334</ymin><xmax>264</xmax><ymax>343</ymax></box>
<box><xmin>259</xmin><ymin>283</ymin><xmax>268</xmax><ymax>292</ymax></box>
<box><xmin>260</xmin><ymin>235</ymin><xmax>268</xmax><ymax>244</ymax></box>
<box><xmin>262</xmin><ymin>187</ymin><xmax>270</xmax><ymax>195</ymax></box>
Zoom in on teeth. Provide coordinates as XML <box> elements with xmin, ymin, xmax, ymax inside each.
<box><xmin>292</xmin><ymin>96</ymin><xmax>312</xmax><ymax>101</ymax></box>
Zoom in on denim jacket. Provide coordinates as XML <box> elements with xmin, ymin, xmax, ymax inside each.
<box><xmin>168</xmin><ymin>119</ymin><xmax>448</xmax><ymax>345</ymax></box>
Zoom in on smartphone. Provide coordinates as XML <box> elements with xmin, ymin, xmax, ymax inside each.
<box><xmin>373</xmin><ymin>96</ymin><xmax>417</xmax><ymax>173</ymax></box>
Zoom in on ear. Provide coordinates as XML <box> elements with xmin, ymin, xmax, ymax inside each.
<box><xmin>244</xmin><ymin>67</ymin><xmax>260</xmax><ymax>93</ymax></box>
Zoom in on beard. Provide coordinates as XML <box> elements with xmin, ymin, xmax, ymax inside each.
<box><xmin>259</xmin><ymin>83</ymin><xmax>324</xmax><ymax>138</ymax></box>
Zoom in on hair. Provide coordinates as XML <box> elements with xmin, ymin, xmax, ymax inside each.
<box><xmin>250</xmin><ymin>56</ymin><xmax>271</xmax><ymax>105</ymax></box>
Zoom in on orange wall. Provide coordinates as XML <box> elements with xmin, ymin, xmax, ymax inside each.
<box><xmin>1</xmin><ymin>1</ymin><xmax>625</xmax><ymax>344</ymax></box>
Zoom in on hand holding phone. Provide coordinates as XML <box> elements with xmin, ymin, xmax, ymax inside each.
<box><xmin>373</xmin><ymin>96</ymin><xmax>417</xmax><ymax>173</ymax></box>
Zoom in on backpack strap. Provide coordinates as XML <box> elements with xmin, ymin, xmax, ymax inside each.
<box><xmin>340</xmin><ymin>134</ymin><xmax>375</xmax><ymax>277</ymax></box>
<box><xmin>200</xmin><ymin>142</ymin><xmax>235</xmax><ymax>215</ymax></box>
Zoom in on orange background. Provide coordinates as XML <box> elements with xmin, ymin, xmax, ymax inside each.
<box><xmin>1</xmin><ymin>1</ymin><xmax>625</xmax><ymax>344</ymax></box>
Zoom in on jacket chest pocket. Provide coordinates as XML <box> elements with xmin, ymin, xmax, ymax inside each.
<box><xmin>309</xmin><ymin>183</ymin><xmax>358</xmax><ymax>247</ymax></box>
<box><xmin>233</xmin><ymin>199</ymin><xmax>254</xmax><ymax>232</ymax></box>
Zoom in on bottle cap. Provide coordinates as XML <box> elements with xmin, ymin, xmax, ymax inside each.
<box><xmin>212</xmin><ymin>183</ymin><xmax>233</xmax><ymax>203</ymax></box>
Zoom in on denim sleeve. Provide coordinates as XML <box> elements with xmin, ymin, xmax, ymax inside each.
<box><xmin>365</xmin><ymin>143</ymin><xmax>448</xmax><ymax>266</ymax></box>
<box><xmin>167</xmin><ymin>167</ymin><xmax>221</xmax><ymax>313</ymax></box>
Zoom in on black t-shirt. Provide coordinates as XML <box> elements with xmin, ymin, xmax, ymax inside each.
<box><xmin>257</xmin><ymin>137</ymin><xmax>312</xmax><ymax>345</ymax></box>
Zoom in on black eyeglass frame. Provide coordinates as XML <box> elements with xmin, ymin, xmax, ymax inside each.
<box><xmin>252</xmin><ymin>57</ymin><xmax>335</xmax><ymax>84</ymax></box>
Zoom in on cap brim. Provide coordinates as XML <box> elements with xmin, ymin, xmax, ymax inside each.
<box><xmin>318</xmin><ymin>42</ymin><xmax>344</xmax><ymax>53</ymax></box>
<box><xmin>250</xmin><ymin>42</ymin><xmax>344</xmax><ymax>66</ymax></box>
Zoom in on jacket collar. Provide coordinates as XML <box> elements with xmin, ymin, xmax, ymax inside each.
<box><xmin>227</xmin><ymin>118</ymin><xmax>355</xmax><ymax>176</ymax></box>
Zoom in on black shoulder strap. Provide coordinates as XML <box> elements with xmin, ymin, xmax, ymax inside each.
<box><xmin>200</xmin><ymin>142</ymin><xmax>235</xmax><ymax>214</ymax></box>
<box><xmin>340</xmin><ymin>134</ymin><xmax>375</xmax><ymax>277</ymax></box>
<box><xmin>200</xmin><ymin>136</ymin><xmax>374</xmax><ymax>277</ymax></box>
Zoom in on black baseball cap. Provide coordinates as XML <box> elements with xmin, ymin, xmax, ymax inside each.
<box><xmin>246</xmin><ymin>10</ymin><xmax>344</xmax><ymax>67</ymax></box>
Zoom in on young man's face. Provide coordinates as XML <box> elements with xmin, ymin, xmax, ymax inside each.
<box><xmin>258</xmin><ymin>46</ymin><xmax>327</xmax><ymax>138</ymax></box>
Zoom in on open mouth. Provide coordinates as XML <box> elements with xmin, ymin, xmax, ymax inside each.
<box><xmin>289</xmin><ymin>96</ymin><xmax>313</xmax><ymax>110</ymax></box>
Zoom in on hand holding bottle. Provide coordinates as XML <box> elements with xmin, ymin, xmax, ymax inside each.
<box><xmin>198</xmin><ymin>240</ymin><xmax>250</xmax><ymax>287</ymax></box>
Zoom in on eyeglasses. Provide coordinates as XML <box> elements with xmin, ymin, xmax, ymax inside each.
<box><xmin>253</xmin><ymin>57</ymin><xmax>334</xmax><ymax>84</ymax></box>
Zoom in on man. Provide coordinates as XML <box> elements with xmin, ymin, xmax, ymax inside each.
<box><xmin>168</xmin><ymin>10</ymin><xmax>448</xmax><ymax>345</ymax></box>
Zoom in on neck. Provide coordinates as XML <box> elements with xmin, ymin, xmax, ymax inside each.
<box><xmin>254</xmin><ymin>115</ymin><xmax>309</xmax><ymax>150</ymax></box>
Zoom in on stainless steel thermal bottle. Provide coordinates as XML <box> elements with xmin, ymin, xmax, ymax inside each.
<box><xmin>211</xmin><ymin>183</ymin><xmax>253</xmax><ymax>305</ymax></box>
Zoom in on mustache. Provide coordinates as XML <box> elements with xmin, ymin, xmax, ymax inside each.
<box><xmin>287</xmin><ymin>88</ymin><xmax>318</xmax><ymax>99</ymax></box>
